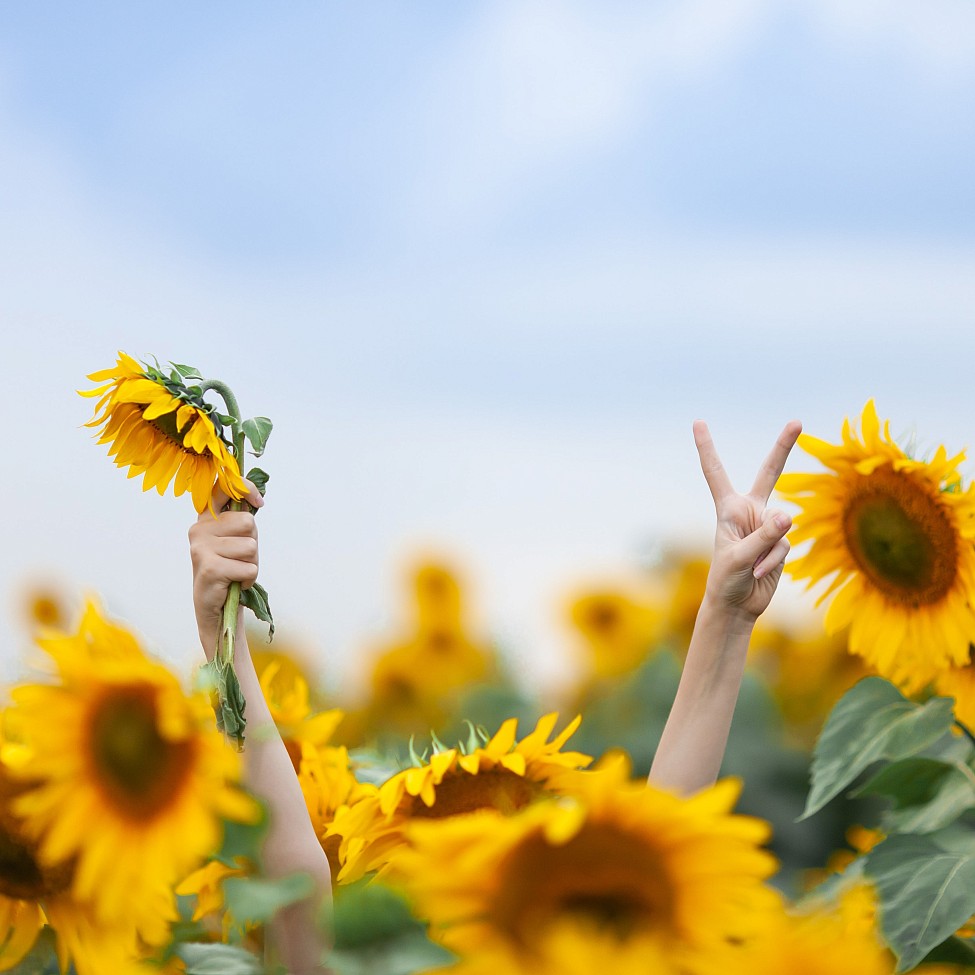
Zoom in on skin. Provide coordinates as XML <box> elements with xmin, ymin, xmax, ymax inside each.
<box><xmin>188</xmin><ymin>418</ymin><xmax>800</xmax><ymax>966</ymax></box>
<box><xmin>648</xmin><ymin>419</ymin><xmax>802</xmax><ymax>793</ymax></box>
<box><xmin>189</xmin><ymin>485</ymin><xmax>333</xmax><ymax>975</ymax></box>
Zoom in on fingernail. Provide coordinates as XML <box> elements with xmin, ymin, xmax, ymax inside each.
<box><xmin>774</xmin><ymin>513</ymin><xmax>789</xmax><ymax>530</ymax></box>
<box><xmin>753</xmin><ymin>566</ymin><xmax>764</xmax><ymax>579</ymax></box>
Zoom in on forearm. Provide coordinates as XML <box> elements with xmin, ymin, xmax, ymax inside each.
<box><xmin>648</xmin><ymin>597</ymin><xmax>754</xmax><ymax>794</ymax></box>
<box><xmin>218</xmin><ymin>619</ymin><xmax>332</xmax><ymax>974</ymax></box>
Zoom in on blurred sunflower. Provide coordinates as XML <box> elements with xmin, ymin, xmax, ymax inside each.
<box><xmin>328</xmin><ymin>713</ymin><xmax>591</xmax><ymax>884</ymax></box>
<box><xmin>568</xmin><ymin>589</ymin><xmax>660</xmax><ymax>678</ymax></box>
<box><xmin>18</xmin><ymin>583</ymin><xmax>70</xmax><ymax>634</ymax></box>
<box><xmin>710</xmin><ymin>884</ymin><xmax>892</xmax><ymax>975</ymax></box>
<box><xmin>254</xmin><ymin>657</ymin><xmax>343</xmax><ymax>771</ymax></box>
<box><xmin>778</xmin><ymin>400</ymin><xmax>975</xmax><ymax>690</ymax></box>
<box><xmin>0</xmin><ymin>748</ymin><xmax>146</xmax><ymax>975</ymax></box>
<box><xmin>397</xmin><ymin>757</ymin><xmax>779</xmax><ymax>975</ymax></box>
<box><xmin>80</xmin><ymin>351</ymin><xmax>247</xmax><ymax>514</ymax></box>
<box><xmin>7</xmin><ymin>601</ymin><xmax>258</xmax><ymax>942</ymax></box>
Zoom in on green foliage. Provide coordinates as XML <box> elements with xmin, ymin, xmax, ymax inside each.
<box><xmin>242</xmin><ymin>417</ymin><xmax>273</xmax><ymax>458</ymax></box>
<box><xmin>4</xmin><ymin>928</ymin><xmax>60</xmax><ymax>975</ymax></box>
<box><xmin>200</xmin><ymin>657</ymin><xmax>248</xmax><ymax>748</ymax></box>
<box><xmin>224</xmin><ymin>873</ymin><xmax>316</xmax><ymax>928</ymax></box>
<box><xmin>330</xmin><ymin>880</ymin><xmax>455</xmax><ymax>975</ymax></box>
<box><xmin>246</xmin><ymin>467</ymin><xmax>270</xmax><ymax>497</ymax></box>
<box><xmin>865</xmin><ymin>833</ymin><xmax>975</xmax><ymax>971</ymax></box>
<box><xmin>241</xmin><ymin>582</ymin><xmax>275</xmax><ymax>641</ymax></box>
<box><xmin>854</xmin><ymin>757</ymin><xmax>975</xmax><ymax>834</ymax></box>
<box><xmin>802</xmin><ymin>678</ymin><xmax>956</xmax><ymax>819</ymax></box>
<box><xmin>175</xmin><ymin>942</ymin><xmax>264</xmax><ymax>974</ymax></box>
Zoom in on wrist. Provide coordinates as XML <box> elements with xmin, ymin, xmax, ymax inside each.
<box><xmin>698</xmin><ymin>591</ymin><xmax>758</xmax><ymax>636</ymax></box>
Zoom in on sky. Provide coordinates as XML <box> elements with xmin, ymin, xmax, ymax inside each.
<box><xmin>2</xmin><ymin>1</ymin><xmax>974</xmax><ymax>694</ymax></box>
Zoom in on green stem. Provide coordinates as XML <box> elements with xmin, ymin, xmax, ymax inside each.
<box><xmin>200</xmin><ymin>379</ymin><xmax>247</xmax><ymax>747</ymax></box>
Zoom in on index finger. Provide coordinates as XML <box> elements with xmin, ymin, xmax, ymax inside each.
<box><xmin>749</xmin><ymin>420</ymin><xmax>802</xmax><ymax>502</ymax></box>
<box><xmin>693</xmin><ymin>420</ymin><xmax>735</xmax><ymax>503</ymax></box>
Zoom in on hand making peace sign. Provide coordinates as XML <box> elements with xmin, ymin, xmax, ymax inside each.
<box><xmin>694</xmin><ymin>419</ymin><xmax>803</xmax><ymax>620</ymax></box>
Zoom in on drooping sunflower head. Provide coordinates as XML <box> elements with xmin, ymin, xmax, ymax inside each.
<box><xmin>396</xmin><ymin>760</ymin><xmax>779</xmax><ymax>975</ymax></box>
<box><xmin>80</xmin><ymin>351</ymin><xmax>248</xmax><ymax>513</ymax></box>
<box><xmin>327</xmin><ymin>713</ymin><xmax>592</xmax><ymax>884</ymax></box>
<box><xmin>7</xmin><ymin>601</ymin><xmax>258</xmax><ymax>940</ymax></box>
<box><xmin>778</xmin><ymin>400</ymin><xmax>975</xmax><ymax>689</ymax></box>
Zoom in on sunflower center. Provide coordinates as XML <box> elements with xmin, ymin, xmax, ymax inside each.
<box><xmin>410</xmin><ymin>768</ymin><xmax>543</xmax><ymax>819</ymax></box>
<box><xmin>842</xmin><ymin>468</ymin><xmax>958</xmax><ymax>606</ymax></box>
<box><xmin>89</xmin><ymin>685</ymin><xmax>195</xmax><ymax>821</ymax></box>
<box><xmin>588</xmin><ymin>603</ymin><xmax>620</xmax><ymax>634</ymax></box>
<box><xmin>145</xmin><ymin>407</ymin><xmax>189</xmax><ymax>447</ymax></box>
<box><xmin>490</xmin><ymin>821</ymin><xmax>672</xmax><ymax>946</ymax></box>
<box><xmin>0</xmin><ymin>817</ymin><xmax>73</xmax><ymax>900</ymax></box>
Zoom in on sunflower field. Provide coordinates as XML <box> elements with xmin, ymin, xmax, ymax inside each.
<box><xmin>5</xmin><ymin>381</ymin><xmax>975</xmax><ymax>975</ymax></box>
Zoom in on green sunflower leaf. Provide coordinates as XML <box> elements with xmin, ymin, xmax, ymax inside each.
<box><xmin>865</xmin><ymin>832</ymin><xmax>975</xmax><ymax>971</ymax></box>
<box><xmin>175</xmin><ymin>942</ymin><xmax>264</xmax><ymax>975</ymax></box>
<box><xmin>242</xmin><ymin>416</ymin><xmax>273</xmax><ymax>457</ymax></box>
<box><xmin>224</xmin><ymin>872</ymin><xmax>315</xmax><ymax>927</ymax></box>
<box><xmin>853</xmin><ymin>756</ymin><xmax>975</xmax><ymax>833</ymax></box>
<box><xmin>245</xmin><ymin>467</ymin><xmax>269</xmax><ymax>497</ymax></box>
<box><xmin>241</xmin><ymin>582</ymin><xmax>274</xmax><ymax>640</ymax></box>
<box><xmin>801</xmin><ymin>677</ymin><xmax>955</xmax><ymax>820</ymax></box>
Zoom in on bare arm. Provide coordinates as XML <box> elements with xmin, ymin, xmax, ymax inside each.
<box><xmin>189</xmin><ymin>484</ymin><xmax>332</xmax><ymax>975</ymax></box>
<box><xmin>648</xmin><ymin>419</ymin><xmax>801</xmax><ymax>794</ymax></box>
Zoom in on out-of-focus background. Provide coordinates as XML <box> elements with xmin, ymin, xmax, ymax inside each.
<box><xmin>3</xmin><ymin>1</ymin><xmax>975</xmax><ymax>695</ymax></box>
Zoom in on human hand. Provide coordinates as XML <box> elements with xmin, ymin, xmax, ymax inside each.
<box><xmin>188</xmin><ymin>479</ymin><xmax>265</xmax><ymax>659</ymax></box>
<box><xmin>694</xmin><ymin>419</ymin><xmax>802</xmax><ymax>621</ymax></box>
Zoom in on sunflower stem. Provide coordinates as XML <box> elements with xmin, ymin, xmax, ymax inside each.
<box><xmin>200</xmin><ymin>379</ymin><xmax>248</xmax><ymax>749</ymax></box>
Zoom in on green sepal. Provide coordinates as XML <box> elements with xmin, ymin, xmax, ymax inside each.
<box><xmin>245</xmin><ymin>467</ymin><xmax>269</xmax><ymax>497</ymax></box>
<box><xmin>200</xmin><ymin>658</ymin><xmax>247</xmax><ymax>749</ymax></box>
<box><xmin>170</xmin><ymin>361</ymin><xmax>203</xmax><ymax>381</ymax></box>
<box><xmin>242</xmin><ymin>416</ymin><xmax>273</xmax><ymax>457</ymax></box>
<box><xmin>240</xmin><ymin>582</ymin><xmax>274</xmax><ymax>641</ymax></box>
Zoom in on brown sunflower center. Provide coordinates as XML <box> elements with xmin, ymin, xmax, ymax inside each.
<box><xmin>0</xmin><ymin>817</ymin><xmax>73</xmax><ymax>900</ymax></box>
<box><xmin>145</xmin><ymin>407</ymin><xmax>190</xmax><ymax>447</ymax></box>
<box><xmin>89</xmin><ymin>685</ymin><xmax>195</xmax><ymax>821</ymax></box>
<box><xmin>842</xmin><ymin>468</ymin><xmax>958</xmax><ymax>606</ymax></box>
<box><xmin>587</xmin><ymin>602</ymin><xmax>621</xmax><ymax>634</ymax></box>
<box><xmin>410</xmin><ymin>768</ymin><xmax>544</xmax><ymax>819</ymax></box>
<box><xmin>490</xmin><ymin>822</ymin><xmax>672</xmax><ymax>947</ymax></box>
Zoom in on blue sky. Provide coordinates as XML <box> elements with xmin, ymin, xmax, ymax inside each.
<box><xmin>2</xmin><ymin>1</ymin><xmax>974</xmax><ymax>690</ymax></box>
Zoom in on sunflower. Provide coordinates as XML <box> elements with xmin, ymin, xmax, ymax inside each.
<box><xmin>778</xmin><ymin>400</ymin><xmax>975</xmax><ymax>690</ymax></box>
<box><xmin>0</xmin><ymin>745</ymin><xmax>148</xmax><ymax>975</ymax></box>
<box><xmin>396</xmin><ymin>757</ymin><xmax>779</xmax><ymax>975</ymax></box>
<box><xmin>327</xmin><ymin>713</ymin><xmax>592</xmax><ymax>884</ymax></box>
<box><xmin>709</xmin><ymin>884</ymin><xmax>893</xmax><ymax>975</ymax></box>
<box><xmin>568</xmin><ymin>589</ymin><xmax>660</xmax><ymax>678</ymax></box>
<box><xmin>80</xmin><ymin>351</ymin><xmax>248</xmax><ymax>514</ymax></box>
<box><xmin>254</xmin><ymin>657</ymin><xmax>344</xmax><ymax>772</ymax></box>
<box><xmin>7</xmin><ymin>601</ymin><xmax>258</xmax><ymax>943</ymax></box>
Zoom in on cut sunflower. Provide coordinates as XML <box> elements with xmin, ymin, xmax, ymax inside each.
<box><xmin>396</xmin><ymin>756</ymin><xmax>780</xmax><ymax>975</ymax></box>
<box><xmin>7</xmin><ymin>601</ymin><xmax>259</xmax><ymax>942</ymax></box>
<box><xmin>778</xmin><ymin>400</ymin><xmax>975</xmax><ymax>691</ymax></box>
<box><xmin>327</xmin><ymin>713</ymin><xmax>592</xmax><ymax>884</ymax></box>
<box><xmin>80</xmin><ymin>351</ymin><xmax>248</xmax><ymax>515</ymax></box>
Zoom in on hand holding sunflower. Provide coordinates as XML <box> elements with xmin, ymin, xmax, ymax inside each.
<box><xmin>694</xmin><ymin>418</ymin><xmax>802</xmax><ymax>620</ymax></box>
